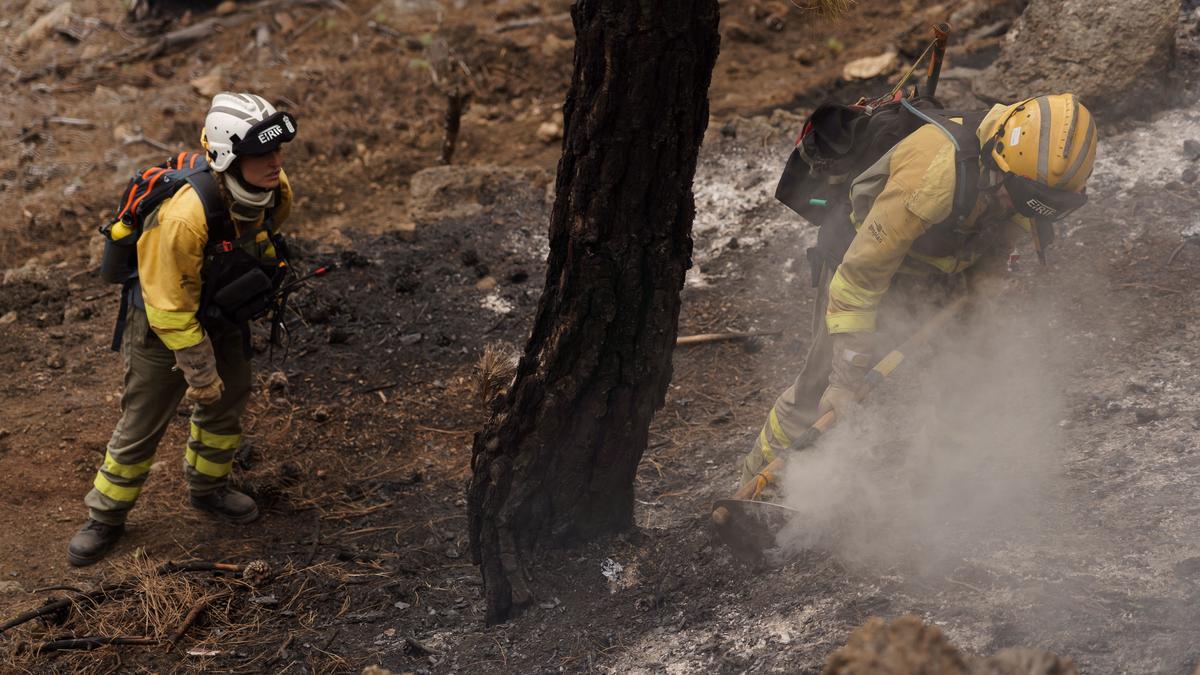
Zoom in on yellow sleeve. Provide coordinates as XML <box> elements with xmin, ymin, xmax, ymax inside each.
<box><xmin>137</xmin><ymin>187</ymin><xmax>208</xmax><ymax>350</ymax></box>
<box><xmin>271</xmin><ymin>169</ymin><xmax>292</xmax><ymax>230</ymax></box>
<box><xmin>827</xmin><ymin>130</ymin><xmax>956</xmax><ymax>334</ymax></box>
<box><xmin>827</xmin><ymin>181</ymin><xmax>932</xmax><ymax>333</ymax></box>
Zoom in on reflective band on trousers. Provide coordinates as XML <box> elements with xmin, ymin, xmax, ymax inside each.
<box><xmin>93</xmin><ymin>472</ymin><xmax>142</xmax><ymax>502</ymax></box>
<box><xmin>768</xmin><ymin>408</ymin><xmax>790</xmax><ymax>446</ymax></box>
<box><xmin>759</xmin><ymin>429</ymin><xmax>776</xmax><ymax>463</ymax></box>
<box><xmin>189</xmin><ymin>422</ymin><xmax>240</xmax><ymax>450</ymax></box>
<box><xmin>184</xmin><ymin>447</ymin><xmax>233</xmax><ymax>478</ymax></box>
<box><xmin>102</xmin><ymin>451</ymin><xmax>154</xmax><ymax>480</ymax></box>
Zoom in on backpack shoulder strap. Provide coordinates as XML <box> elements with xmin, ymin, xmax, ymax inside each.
<box><xmin>899</xmin><ymin>99</ymin><xmax>984</xmax><ymax>227</ymax></box>
<box><xmin>183</xmin><ymin>168</ymin><xmax>234</xmax><ymax>251</ymax></box>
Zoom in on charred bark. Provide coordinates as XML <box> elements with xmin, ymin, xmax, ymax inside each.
<box><xmin>467</xmin><ymin>0</ymin><xmax>720</xmax><ymax>624</ymax></box>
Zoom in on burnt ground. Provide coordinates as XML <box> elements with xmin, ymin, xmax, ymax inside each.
<box><xmin>2</xmin><ymin>0</ymin><xmax>1200</xmax><ymax>672</ymax></box>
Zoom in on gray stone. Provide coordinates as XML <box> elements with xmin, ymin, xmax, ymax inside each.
<box><xmin>1184</xmin><ymin>139</ymin><xmax>1200</xmax><ymax>161</ymax></box>
<box><xmin>973</xmin><ymin>0</ymin><xmax>1179</xmax><ymax>118</ymax></box>
<box><xmin>407</xmin><ymin>165</ymin><xmax>550</xmax><ymax>228</ymax></box>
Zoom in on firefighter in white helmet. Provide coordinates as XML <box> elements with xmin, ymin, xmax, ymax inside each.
<box><xmin>740</xmin><ymin>94</ymin><xmax>1098</xmax><ymax>485</ymax></box>
<box><xmin>68</xmin><ymin>93</ymin><xmax>298</xmax><ymax>565</ymax></box>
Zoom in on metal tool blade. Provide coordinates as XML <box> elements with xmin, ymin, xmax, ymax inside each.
<box><xmin>711</xmin><ymin>499</ymin><xmax>803</xmax><ymax>569</ymax></box>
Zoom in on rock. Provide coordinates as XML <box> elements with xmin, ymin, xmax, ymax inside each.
<box><xmin>1132</xmin><ymin>407</ymin><xmax>1168</xmax><ymax>424</ymax></box>
<box><xmin>541</xmin><ymin>33</ymin><xmax>573</xmax><ymax>58</ymax></box>
<box><xmin>0</xmin><ymin>311</ymin><xmax>16</xmax><ymax>326</ymax></box>
<box><xmin>723</xmin><ymin>20</ymin><xmax>765</xmax><ymax>44</ymax></box>
<box><xmin>15</xmin><ymin>2</ymin><xmax>72</xmax><ymax>51</ymax></box>
<box><xmin>215</xmin><ymin>0</ymin><xmax>238</xmax><ymax>15</ymax></box>
<box><xmin>362</xmin><ymin>665</ymin><xmax>395</xmax><ymax>675</ymax></box>
<box><xmin>475</xmin><ymin>276</ymin><xmax>498</xmax><ymax>291</ymax></box>
<box><xmin>822</xmin><ymin>616</ymin><xmax>970</xmax><ymax>674</ymax></box>
<box><xmin>966</xmin><ymin>20</ymin><xmax>1010</xmax><ymax>41</ymax></box>
<box><xmin>973</xmin><ymin>647</ymin><xmax>1079</xmax><ymax>675</ymax></box>
<box><xmin>972</xmin><ymin>0</ymin><xmax>1179</xmax><ymax>118</ymax></box>
<box><xmin>536</xmin><ymin>121</ymin><xmax>562</xmax><ymax>143</ymax></box>
<box><xmin>792</xmin><ymin>45</ymin><xmax>818</xmax><ymax>65</ymax></box>
<box><xmin>46</xmin><ymin>354</ymin><xmax>65</xmax><ymax>370</ymax></box>
<box><xmin>1184</xmin><ymin>139</ymin><xmax>1200</xmax><ymax>161</ymax></box>
<box><xmin>311</xmin><ymin>406</ymin><xmax>330</xmax><ymax>422</ymax></box>
<box><xmin>842</xmin><ymin>49</ymin><xmax>899</xmax><ymax>81</ymax></box>
<box><xmin>399</xmin><ymin>332</ymin><xmax>422</xmax><ymax>345</ymax></box>
<box><xmin>1182</xmin><ymin>167</ymin><xmax>1198</xmax><ymax>183</ymax></box>
<box><xmin>949</xmin><ymin>0</ymin><xmax>988</xmax><ymax>30</ymax></box>
<box><xmin>408</xmin><ymin>165</ymin><xmax>550</xmax><ymax>228</ymax></box>
<box><xmin>2</xmin><ymin>260</ymin><xmax>50</xmax><ymax>285</ymax></box>
<box><xmin>63</xmin><ymin>304</ymin><xmax>93</xmax><ymax>323</ymax></box>
<box><xmin>190</xmin><ymin>67</ymin><xmax>224</xmax><ymax>98</ymax></box>
<box><xmin>267</xmin><ymin>370</ymin><xmax>288</xmax><ymax>395</ymax></box>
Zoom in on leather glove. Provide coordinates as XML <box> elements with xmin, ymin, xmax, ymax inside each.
<box><xmin>174</xmin><ymin>335</ymin><xmax>225</xmax><ymax>406</ymax></box>
<box><xmin>816</xmin><ymin>332</ymin><xmax>875</xmax><ymax>421</ymax></box>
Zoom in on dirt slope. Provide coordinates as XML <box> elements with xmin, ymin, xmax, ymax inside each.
<box><xmin>3</xmin><ymin>0</ymin><xmax>1199</xmax><ymax>673</ymax></box>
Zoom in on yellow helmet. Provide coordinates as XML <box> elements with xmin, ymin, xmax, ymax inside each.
<box><xmin>990</xmin><ymin>93</ymin><xmax>1097</xmax><ymax>193</ymax></box>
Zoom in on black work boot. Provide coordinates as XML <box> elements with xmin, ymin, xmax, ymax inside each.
<box><xmin>67</xmin><ymin>519</ymin><xmax>125</xmax><ymax>567</ymax></box>
<box><xmin>189</xmin><ymin>487</ymin><xmax>260</xmax><ymax>524</ymax></box>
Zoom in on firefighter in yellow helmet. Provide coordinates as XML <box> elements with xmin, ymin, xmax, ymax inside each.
<box><xmin>67</xmin><ymin>93</ymin><xmax>297</xmax><ymax>566</ymax></box>
<box><xmin>740</xmin><ymin>94</ymin><xmax>1098</xmax><ymax>484</ymax></box>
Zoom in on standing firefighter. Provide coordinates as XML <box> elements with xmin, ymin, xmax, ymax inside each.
<box><xmin>741</xmin><ymin>94</ymin><xmax>1098</xmax><ymax>484</ymax></box>
<box><xmin>68</xmin><ymin>93</ymin><xmax>298</xmax><ymax>566</ymax></box>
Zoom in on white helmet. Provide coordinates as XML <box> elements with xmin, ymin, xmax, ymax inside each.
<box><xmin>201</xmin><ymin>92</ymin><xmax>297</xmax><ymax>172</ymax></box>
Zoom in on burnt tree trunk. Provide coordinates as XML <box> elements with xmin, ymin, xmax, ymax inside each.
<box><xmin>467</xmin><ymin>0</ymin><xmax>720</xmax><ymax>624</ymax></box>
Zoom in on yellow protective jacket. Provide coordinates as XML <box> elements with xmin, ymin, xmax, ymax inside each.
<box><xmin>137</xmin><ymin>171</ymin><xmax>292</xmax><ymax>350</ymax></box>
<box><xmin>826</xmin><ymin>104</ymin><xmax>1029</xmax><ymax>334</ymax></box>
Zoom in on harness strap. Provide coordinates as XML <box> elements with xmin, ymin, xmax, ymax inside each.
<box><xmin>899</xmin><ymin>99</ymin><xmax>985</xmax><ymax>227</ymax></box>
<box><xmin>110</xmin><ymin>278</ymin><xmax>136</xmax><ymax>352</ymax></box>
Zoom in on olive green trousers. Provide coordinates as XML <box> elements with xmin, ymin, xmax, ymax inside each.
<box><xmin>84</xmin><ymin>307</ymin><xmax>253</xmax><ymax>525</ymax></box>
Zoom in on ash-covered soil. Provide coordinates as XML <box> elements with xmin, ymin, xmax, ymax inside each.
<box><xmin>2</xmin><ymin>0</ymin><xmax>1200</xmax><ymax>673</ymax></box>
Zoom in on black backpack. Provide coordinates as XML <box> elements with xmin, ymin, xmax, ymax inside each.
<box><xmin>775</xmin><ymin>95</ymin><xmax>988</xmax><ymax>281</ymax></box>
<box><xmin>98</xmin><ymin>152</ymin><xmax>289</xmax><ymax>354</ymax></box>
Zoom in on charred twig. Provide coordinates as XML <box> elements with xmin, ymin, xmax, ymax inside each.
<box><xmin>675</xmin><ymin>331</ymin><xmax>781</xmax><ymax>346</ymax></box>
<box><xmin>441</xmin><ymin>88</ymin><xmax>472</xmax><ymax>164</ymax></box>
<box><xmin>45</xmin><ymin>116</ymin><xmax>95</xmax><ymax>128</ymax></box>
<box><xmin>1167</xmin><ymin>238</ymin><xmax>1197</xmax><ymax>266</ymax></box>
<box><xmin>494</xmin><ymin>12</ymin><xmax>571</xmax><ymax>33</ymax></box>
<box><xmin>167</xmin><ymin>592</ymin><xmax>226</xmax><ymax>648</ymax></box>
<box><xmin>367</xmin><ymin>20</ymin><xmax>403</xmax><ymax>38</ymax></box>
<box><xmin>0</xmin><ymin>587</ymin><xmax>120</xmax><ymax>635</ymax></box>
<box><xmin>1115</xmin><ymin>282</ymin><xmax>1183</xmax><ymax>295</ymax></box>
<box><xmin>265</xmin><ymin>633</ymin><xmax>295</xmax><ymax>667</ymax></box>
<box><xmin>356</xmin><ymin>382</ymin><xmax>397</xmax><ymax>394</ymax></box>
<box><xmin>158</xmin><ymin>561</ymin><xmax>245</xmax><ymax>574</ymax></box>
<box><xmin>34</xmin><ymin>635</ymin><xmax>158</xmax><ymax>654</ymax></box>
<box><xmin>1</xmin><ymin>560</ymin><xmax>251</xmax><ymax>635</ymax></box>
<box><xmin>123</xmin><ymin>134</ymin><xmax>173</xmax><ymax>153</ymax></box>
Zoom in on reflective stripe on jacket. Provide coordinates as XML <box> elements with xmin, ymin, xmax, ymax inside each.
<box><xmin>137</xmin><ymin>171</ymin><xmax>292</xmax><ymax>349</ymax></box>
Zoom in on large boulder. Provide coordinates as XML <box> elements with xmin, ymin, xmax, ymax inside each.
<box><xmin>407</xmin><ymin>165</ymin><xmax>551</xmax><ymax>228</ymax></box>
<box><xmin>972</xmin><ymin>0</ymin><xmax>1180</xmax><ymax>118</ymax></box>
